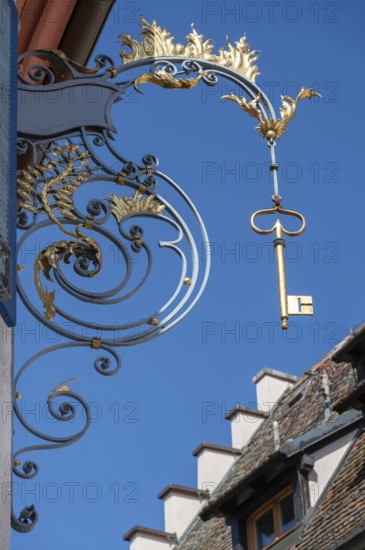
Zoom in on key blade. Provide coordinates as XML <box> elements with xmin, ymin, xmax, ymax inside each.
<box><xmin>288</xmin><ymin>295</ymin><xmax>313</xmax><ymax>316</ymax></box>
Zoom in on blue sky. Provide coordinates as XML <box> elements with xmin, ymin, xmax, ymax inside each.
<box><xmin>12</xmin><ymin>1</ymin><xmax>365</xmax><ymax>548</ymax></box>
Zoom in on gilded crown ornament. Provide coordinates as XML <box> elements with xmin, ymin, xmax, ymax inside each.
<box><xmin>119</xmin><ymin>17</ymin><xmax>260</xmax><ymax>82</ymax></box>
<box><xmin>119</xmin><ymin>17</ymin><xmax>320</xmax><ymax>142</ymax></box>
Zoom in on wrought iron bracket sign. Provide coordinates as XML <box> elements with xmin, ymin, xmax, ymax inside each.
<box><xmin>14</xmin><ymin>17</ymin><xmax>320</xmax><ymax>532</ymax></box>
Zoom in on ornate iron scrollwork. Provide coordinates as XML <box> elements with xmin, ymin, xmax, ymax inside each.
<box><xmin>15</xmin><ymin>16</ymin><xmax>319</xmax><ymax>531</ymax></box>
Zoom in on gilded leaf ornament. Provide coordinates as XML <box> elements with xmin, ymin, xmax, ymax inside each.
<box><xmin>17</xmin><ymin>143</ymin><xmax>90</xmax><ymax>226</ymax></box>
<box><xmin>222</xmin><ymin>87</ymin><xmax>321</xmax><ymax>139</ymax></box>
<box><xmin>46</xmin><ymin>49</ymin><xmax>105</xmax><ymax>75</ymax></box>
<box><xmin>48</xmin><ymin>378</ymin><xmax>81</xmax><ymax>398</ymax></box>
<box><xmin>106</xmin><ymin>191</ymin><xmax>165</xmax><ymax>224</ymax></box>
<box><xmin>222</xmin><ymin>93</ymin><xmax>262</xmax><ymax>121</ymax></box>
<box><xmin>33</xmin><ymin>239</ymin><xmax>101</xmax><ymax>321</ymax></box>
<box><xmin>17</xmin><ymin>145</ymin><xmax>101</xmax><ymax>320</ymax></box>
<box><xmin>279</xmin><ymin>87</ymin><xmax>321</xmax><ymax>126</ymax></box>
<box><xmin>119</xmin><ymin>17</ymin><xmax>260</xmax><ymax>82</ymax></box>
<box><xmin>134</xmin><ymin>69</ymin><xmax>203</xmax><ymax>92</ymax></box>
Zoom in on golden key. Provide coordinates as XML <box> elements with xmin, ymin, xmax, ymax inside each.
<box><xmin>250</xmin><ymin>206</ymin><xmax>313</xmax><ymax>329</ymax></box>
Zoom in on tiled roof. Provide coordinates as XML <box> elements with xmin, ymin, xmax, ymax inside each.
<box><xmin>175</xmin><ymin>515</ymin><xmax>231</xmax><ymax>550</ymax></box>
<box><xmin>202</xmin><ymin>358</ymin><xmax>356</xmax><ymax>516</ymax></box>
<box><xmin>176</xmin><ymin>326</ymin><xmax>365</xmax><ymax>550</ymax></box>
<box><xmin>293</xmin><ymin>425</ymin><xmax>365</xmax><ymax>550</ymax></box>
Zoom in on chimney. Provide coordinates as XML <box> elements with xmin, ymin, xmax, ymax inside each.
<box><xmin>123</xmin><ymin>526</ymin><xmax>177</xmax><ymax>550</ymax></box>
<box><xmin>157</xmin><ymin>485</ymin><xmax>208</xmax><ymax>539</ymax></box>
<box><xmin>225</xmin><ymin>406</ymin><xmax>268</xmax><ymax>448</ymax></box>
<box><xmin>192</xmin><ymin>442</ymin><xmax>241</xmax><ymax>493</ymax></box>
<box><xmin>253</xmin><ymin>368</ymin><xmax>298</xmax><ymax>413</ymax></box>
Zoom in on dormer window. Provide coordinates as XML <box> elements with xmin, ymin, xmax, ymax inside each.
<box><xmin>247</xmin><ymin>487</ymin><xmax>295</xmax><ymax>550</ymax></box>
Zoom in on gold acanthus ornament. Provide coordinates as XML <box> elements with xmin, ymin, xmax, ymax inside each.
<box><xmin>134</xmin><ymin>69</ymin><xmax>204</xmax><ymax>92</ymax></box>
<box><xmin>106</xmin><ymin>191</ymin><xmax>165</xmax><ymax>223</ymax></box>
<box><xmin>119</xmin><ymin>18</ymin><xmax>320</xmax><ymax>139</ymax></box>
<box><xmin>34</xmin><ymin>237</ymin><xmax>101</xmax><ymax>321</ymax></box>
<box><xmin>119</xmin><ymin>17</ymin><xmax>260</xmax><ymax>82</ymax></box>
<box><xmin>17</xmin><ymin>144</ymin><xmax>166</xmax><ymax>321</ymax></box>
<box><xmin>222</xmin><ymin>87</ymin><xmax>321</xmax><ymax>140</ymax></box>
<box><xmin>17</xmin><ymin>144</ymin><xmax>101</xmax><ymax>321</ymax></box>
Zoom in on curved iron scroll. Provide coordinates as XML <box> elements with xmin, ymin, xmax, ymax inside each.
<box><xmin>15</xmin><ymin>18</ymin><xmax>319</xmax><ymax>532</ymax></box>
<box><xmin>16</xmin><ymin>38</ymin><xmax>278</xmax><ymax>352</ymax></box>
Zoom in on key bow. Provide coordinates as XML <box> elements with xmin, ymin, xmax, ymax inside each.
<box><xmin>250</xmin><ymin>206</ymin><xmax>306</xmax><ymax>237</ymax></box>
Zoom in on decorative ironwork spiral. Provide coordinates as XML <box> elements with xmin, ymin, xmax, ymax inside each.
<box><xmin>12</xmin><ymin>342</ymin><xmax>120</xmax><ymax>532</ymax></box>
<box><xmin>15</xmin><ymin>28</ymin><xmax>283</xmax><ymax>532</ymax></box>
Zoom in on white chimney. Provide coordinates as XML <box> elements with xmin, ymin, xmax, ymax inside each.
<box><xmin>123</xmin><ymin>526</ymin><xmax>176</xmax><ymax>550</ymax></box>
<box><xmin>253</xmin><ymin>368</ymin><xmax>298</xmax><ymax>413</ymax></box>
<box><xmin>158</xmin><ymin>485</ymin><xmax>207</xmax><ymax>539</ymax></box>
<box><xmin>225</xmin><ymin>406</ymin><xmax>267</xmax><ymax>448</ymax></box>
<box><xmin>192</xmin><ymin>442</ymin><xmax>241</xmax><ymax>493</ymax></box>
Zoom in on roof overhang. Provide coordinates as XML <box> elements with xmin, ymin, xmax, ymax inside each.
<box><xmin>18</xmin><ymin>0</ymin><xmax>116</xmax><ymax>64</ymax></box>
<box><xmin>200</xmin><ymin>409</ymin><xmax>363</xmax><ymax>521</ymax></box>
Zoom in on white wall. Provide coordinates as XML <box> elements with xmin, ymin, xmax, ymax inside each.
<box><xmin>230</xmin><ymin>411</ymin><xmax>264</xmax><ymax>449</ymax></box>
<box><xmin>164</xmin><ymin>493</ymin><xmax>203</xmax><ymax>538</ymax></box>
<box><xmin>130</xmin><ymin>535</ymin><xmax>175</xmax><ymax>550</ymax></box>
<box><xmin>197</xmin><ymin>448</ymin><xmax>237</xmax><ymax>492</ymax></box>
<box><xmin>308</xmin><ymin>429</ymin><xmax>356</xmax><ymax>507</ymax></box>
<box><xmin>255</xmin><ymin>374</ymin><xmax>293</xmax><ymax>412</ymax></box>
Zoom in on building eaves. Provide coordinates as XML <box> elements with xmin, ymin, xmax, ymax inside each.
<box><xmin>198</xmin><ymin>352</ymin><xmax>359</xmax><ymax>522</ymax></box>
<box><xmin>18</xmin><ymin>0</ymin><xmax>116</xmax><ymax>64</ymax></box>
<box><xmin>192</xmin><ymin>442</ymin><xmax>242</xmax><ymax>457</ymax></box>
<box><xmin>279</xmin><ymin>409</ymin><xmax>363</xmax><ymax>458</ymax></box>
<box><xmin>252</xmin><ymin>368</ymin><xmax>298</xmax><ymax>384</ymax></box>
<box><xmin>198</xmin><ymin>410</ymin><xmax>363</xmax><ymax>522</ymax></box>
<box><xmin>225</xmin><ymin>406</ymin><xmax>268</xmax><ymax>421</ymax></box>
<box><xmin>172</xmin><ymin>327</ymin><xmax>365</xmax><ymax>550</ymax></box>
<box><xmin>123</xmin><ymin>525</ymin><xmax>177</xmax><ymax>543</ymax></box>
<box><xmin>331</xmin><ymin>322</ymin><xmax>365</xmax><ymax>364</ymax></box>
<box><xmin>58</xmin><ymin>0</ymin><xmax>116</xmax><ymax>65</ymax></box>
<box><xmin>200</xmin><ymin>450</ymin><xmax>283</xmax><ymax>521</ymax></box>
<box><xmin>158</xmin><ymin>484</ymin><xmax>209</xmax><ymax>500</ymax></box>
